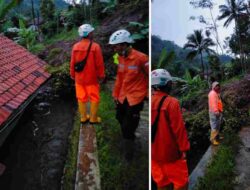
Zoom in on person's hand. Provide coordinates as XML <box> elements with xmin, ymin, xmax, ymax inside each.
<box><xmin>114</xmin><ymin>98</ymin><xmax>119</xmax><ymax>105</ymax></box>
<box><xmin>215</xmin><ymin>112</ymin><xmax>220</xmax><ymax>116</ymax></box>
<box><xmin>181</xmin><ymin>152</ymin><xmax>187</xmax><ymax>160</ymax></box>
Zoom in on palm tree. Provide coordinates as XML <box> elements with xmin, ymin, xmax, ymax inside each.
<box><xmin>217</xmin><ymin>0</ymin><xmax>245</xmax><ymax>69</ymax></box>
<box><xmin>184</xmin><ymin>30</ymin><xmax>215</xmax><ymax>79</ymax></box>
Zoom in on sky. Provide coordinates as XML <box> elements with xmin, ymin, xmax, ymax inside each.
<box><xmin>152</xmin><ymin>0</ymin><xmax>235</xmax><ymax>53</ymax></box>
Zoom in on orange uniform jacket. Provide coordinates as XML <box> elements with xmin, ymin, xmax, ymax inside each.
<box><xmin>70</xmin><ymin>39</ymin><xmax>105</xmax><ymax>85</ymax></box>
<box><xmin>208</xmin><ymin>90</ymin><xmax>223</xmax><ymax>113</ymax></box>
<box><xmin>151</xmin><ymin>91</ymin><xmax>190</xmax><ymax>163</ymax></box>
<box><xmin>113</xmin><ymin>48</ymin><xmax>149</xmax><ymax>106</ymax></box>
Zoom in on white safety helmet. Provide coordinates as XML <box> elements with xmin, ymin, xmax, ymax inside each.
<box><xmin>78</xmin><ymin>24</ymin><xmax>94</xmax><ymax>37</ymax></box>
<box><xmin>151</xmin><ymin>69</ymin><xmax>172</xmax><ymax>87</ymax></box>
<box><xmin>212</xmin><ymin>81</ymin><xmax>219</xmax><ymax>89</ymax></box>
<box><xmin>109</xmin><ymin>29</ymin><xmax>134</xmax><ymax>44</ymax></box>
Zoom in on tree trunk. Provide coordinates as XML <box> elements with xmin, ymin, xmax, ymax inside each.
<box><xmin>235</xmin><ymin>17</ymin><xmax>244</xmax><ymax>73</ymax></box>
<box><xmin>209</xmin><ymin>8</ymin><xmax>224</xmax><ymax>54</ymax></box>
<box><xmin>200</xmin><ymin>51</ymin><xmax>205</xmax><ymax>79</ymax></box>
<box><xmin>31</xmin><ymin>0</ymin><xmax>35</xmax><ymax>26</ymax></box>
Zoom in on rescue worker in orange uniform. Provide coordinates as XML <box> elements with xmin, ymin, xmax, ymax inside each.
<box><xmin>108</xmin><ymin>29</ymin><xmax>149</xmax><ymax>160</ymax></box>
<box><xmin>151</xmin><ymin>69</ymin><xmax>190</xmax><ymax>190</ymax></box>
<box><xmin>70</xmin><ymin>24</ymin><xmax>105</xmax><ymax>124</ymax></box>
<box><xmin>208</xmin><ymin>81</ymin><xmax>223</xmax><ymax>145</ymax></box>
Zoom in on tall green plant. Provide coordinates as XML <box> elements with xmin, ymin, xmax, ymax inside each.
<box><xmin>157</xmin><ymin>48</ymin><xmax>176</xmax><ymax>69</ymax></box>
<box><xmin>184</xmin><ymin>29</ymin><xmax>216</xmax><ymax>79</ymax></box>
<box><xmin>218</xmin><ymin>0</ymin><xmax>245</xmax><ymax>71</ymax></box>
<box><xmin>17</xmin><ymin>19</ymin><xmax>37</xmax><ymax>51</ymax></box>
<box><xmin>181</xmin><ymin>70</ymin><xmax>207</xmax><ymax>94</ymax></box>
<box><xmin>0</xmin><ymin>0</ymin><xmax>23</xmax><ymax>29</ymax></box>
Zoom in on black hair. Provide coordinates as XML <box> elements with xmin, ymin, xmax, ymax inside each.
<box><xmin>153</xmin><ymin>81</ymin><xmax>172</xmax><ymax>94</ymax></box>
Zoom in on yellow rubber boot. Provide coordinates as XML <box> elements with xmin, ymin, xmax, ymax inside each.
<box><xmin>78</xmin><ymin>101</ymin><xmax>89</xmax><ymax>123</ymax></box>
<box><xmin>89</xmin><ymin>102</ymin><xmax>101</xmax><ymax>124</ymax></box>
<box><xmin>210</xmin><ymin>130</ymin><xmax>220</xmax><ymax>146</ymax></box>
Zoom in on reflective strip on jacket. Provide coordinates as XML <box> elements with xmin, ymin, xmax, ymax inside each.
<box><xmin>208</xmin><ymin>90</ymin><xmax>223</xmax><ymax>113</ymax></box>
<box><xmin>151</xmin><ymin>91</ymin><xmax>190</xmax><ymax>163</ymax></box>
<box><xmin>70</xmin><ymin>39</ymin><xmax>105</xmax><ymax>85</ymax></box>
<box><xmin>112</xmin><ymin>48</ymin><xmax>149</xmax><ymax>106</ymax></box>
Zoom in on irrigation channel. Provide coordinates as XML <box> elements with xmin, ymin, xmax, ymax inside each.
<box><xmin>0</xmin><ymin>84</ymin><xmax>76</xmax><ymax>190</ymax></box>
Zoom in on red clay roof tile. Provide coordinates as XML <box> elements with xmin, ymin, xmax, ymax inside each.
<box><xmin>0</xmin><ymin>35</ymin><xmax>51</xmax><ymax>128</ymax></box>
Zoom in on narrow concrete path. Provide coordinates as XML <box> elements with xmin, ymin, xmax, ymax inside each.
<box><xmin>75</xmin><ymin>124</ymin><xmax>101</xmax><ymax>190</ymax></box>
<box><xmin>235</xmin><ymin>127</ymin><xmax>250</xmax><ymax>190</ymax></box>
<box><xmin>188</xmin><ymin>145</ymin><xmax>218</xmax><ymax>190</ymax></box>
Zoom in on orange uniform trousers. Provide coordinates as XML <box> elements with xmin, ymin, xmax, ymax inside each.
<box><xmin>152</xmin><ymin>159</ymin><xmax>189</xmax><ymax>188</ymax></box>
<box><xmin>75</xmin><ymin>83</ymin><xmax>100</xmax><ymax>103</ymax></box>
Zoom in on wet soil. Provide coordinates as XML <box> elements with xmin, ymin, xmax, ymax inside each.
<box><xmin>0</xmin><ymin>87</ymin><xmax>76</xmax><ymax>190</ymax></box>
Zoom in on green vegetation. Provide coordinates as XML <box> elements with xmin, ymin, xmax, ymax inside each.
<box><xmin>193</xmin><ymin>93</ymin><xmax>249</xmax><ymax>190</ymax></box>
<box><xmin>194</xmin><ymin>133</ymin><xmax>240</xmax><ymax>190</ymax></box>
<box><xmin>184</xmin><ymin>29</ymin><xmax>216</xmax><ymax>79</ymax></box>
<box><xmin>96</xmin><ymin>87</ymin><xmax>148</xmax><ymax>190</ymax></box>
<box><xmin>17</xmin><ymin>19</ymin><xmax>38</xmax><ymax>50</ymax></box>
<box><xmin>44</xmin><ymin>28</ymin><xmax>78</xmax><ymax>45</ymax></box>
<box><xmin>128</xmin><ymin>21</ymin><xmax>149</xmax><ymax>40</ymax></box>
<box><xmin>46</xmin><ymin>62</ymin><xmax>74</xmax><ymax>95</ymax></box>
<box><xmin>62</xmin><ymin>112</ymin><xmax>80</xmax><ymax>190</ymax></box>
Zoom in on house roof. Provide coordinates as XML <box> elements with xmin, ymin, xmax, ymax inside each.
<box><xmin>0</xmin><ymin>35</ymin><xmax>51</xmax><ymax>127</ymax></box>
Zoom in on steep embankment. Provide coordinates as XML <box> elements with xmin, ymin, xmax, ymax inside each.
<box><xmin>183</xmin><ymin>74</ymin><xmax>250</xmax><ymax>172</ymax></box>
<box><xmin>39</xmin><ymin>0</ymin><xmax>148</xmax><ymax>76</ymax></box>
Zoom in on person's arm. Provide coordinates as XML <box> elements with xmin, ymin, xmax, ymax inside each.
<box><xmin>140</xmin><ymin>54</ymin><xmax>149</xmax><ymax>75</ymax></box>
<box><xmin>70</xmin><ymin>48</ymin><xmax>75</xmax><ymax>80</ymax></box>
<box><xmin>112</xmin><ymin>70</ymin><xmax>123</xmax><ymax>101</ymax></box>
<box><xmin>167</xmin><ymin>99</ymin><xmax>190</xmax><ymax>153</ymax></box>
<box><xmin>95</xmin><ymin>44</ymin><xmax>105</xmax><ymax>80</ymax></box>
<box><xmin>139</xmin><ymin>54</ymin><xmax>149</xmax><ymax>98</ymax></box>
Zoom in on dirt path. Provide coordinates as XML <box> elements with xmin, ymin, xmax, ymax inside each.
<box><xmin>0</xmin><ymin>87</ymin><xmax>76</xmax><ymax>190</ymax></box>
<box><xmin>235</xmin><ymin>127</ymin><xmax>250</xmax><ymax>190</ymax></box>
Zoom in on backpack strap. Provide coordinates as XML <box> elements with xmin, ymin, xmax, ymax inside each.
<box><xmin>151</xmin><ymin>95</ymin><xmax>167</xmax><ymax>143</ymax></box>
<box><xmin>85</xmin><ymin>40</ymin><xmax>92</xmax><ymax>59</ymax></box>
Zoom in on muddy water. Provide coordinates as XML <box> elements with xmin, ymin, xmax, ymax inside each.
<box><xmin>0</xmin><ymin>88</ymin><xmax>76</xmax><ymax>190</ymax></box>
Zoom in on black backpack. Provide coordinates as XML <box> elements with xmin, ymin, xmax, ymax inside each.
<box><xmin>74</xmin><ymin>40</ymin><xmax>93</xmax><ymax>72</ymax></box>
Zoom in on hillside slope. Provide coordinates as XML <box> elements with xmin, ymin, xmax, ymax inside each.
<box><xmin>39</xmin><ymin>0</ymin><xmax>148</xmax><ymax>76</ymax></box>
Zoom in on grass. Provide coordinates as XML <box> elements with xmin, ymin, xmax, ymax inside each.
<box><xmin>194</xmin><ymin>132</ymin><xmax>241</xmax><ymax>190</ymax></box>
<box><xmin>95</xmin><ymin>87</ymin><xmax>148</xmax><ymax>190</ymax></box>
<box><xmin>30</xmin><ymin>43</ymin><xmax>46</xmax><ymax>54</ymax></box>
<box><xmin>44</xmin><ymin>28</ymin><xmax>78</xmax><ymax>45</ymax></box>
<box><xmin>62</xmin><ymin>112</ymin><xmax>81</xmax><ymax>190</ymax></box>
<box><xmin>221</xmin><ymin>74</ymin><xmax>244</xmax><ymax>85</ymax></box>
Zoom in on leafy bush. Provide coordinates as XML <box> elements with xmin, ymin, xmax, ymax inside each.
<box><xmin>184</xmin><ymin>109</ymin><xmax>210</xmax><ymax>144</ymax></box>
<box><xmin>128</xmin><ymin>21</ymin><xmax>149</xmax><ymax>40</ymax></box>
<box><xmin>46</xmin><ymin>62</ymin><xmax>74</xmax><ymax>96</ymax></box>
<box><xmin>222</xmin><ymin>104</ymin><xmax>249</xmax><ymax>133</ymax></box>
<box><xmin>180</xmin><ymin>70</ymin><xmax>207</xmax><ymax>95</ymax></box>
<box><xmin>41</xmin><ymin>20</ymin><xmax>57</xmax><ymax>37</ymax></box>
<box><xmin>30</xmin><ymin>43</ymin><xmax>46</xmax><ymax>54</ymax></box>
<box><xmin>16</xmin><ymin>19</ymin><xmax>38</xmax><ymax>51</ymax></box>
<box><xmin>223</xmin><ymin>60</ymin><xmax>242</xmax><ymax>79</ymax></box>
